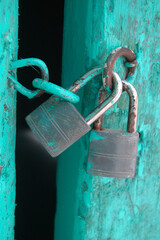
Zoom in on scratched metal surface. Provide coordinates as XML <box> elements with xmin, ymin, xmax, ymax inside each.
<box><xmin>0</xmin><ymin>1</ymin><xmax>18</xmax><ymax>239</ymax></box>
<box><xmin>55</xmin><ymin>0</ymin><xmax>160</xmax><ymax>239</ymax></box>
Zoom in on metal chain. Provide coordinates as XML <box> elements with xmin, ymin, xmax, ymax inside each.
<box><xmin>8</xmin><ymin>48</ymin><xmax>137</xmax><ymax>104</ymax></box>
<box><xmin>9</xmin><ymin>58</ymin><xmax>49</xmax><ymax>98</ymax></box>
<box><xmin>8</xmin><ymin>58</ymin><xmax>79</xmax><ymax>103</ymax></box>
<box><xmin>94</xmin><ymin>47</ymin><xmax>138</xmax><ymax>130</ymax></box>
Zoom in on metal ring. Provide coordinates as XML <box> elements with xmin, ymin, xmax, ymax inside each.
<box><xmin>9</xmin><ymin>58</ymin><xmax>49</xmax><ymax>98</ymax></box>
<box><xmin>8</xmin><ymin>74</ymin><xmax>40</xmax><ymax>99</ymax></box>
<box><xmin>103</xmin><ymin>47</ymin><xmax>137</xmax><ymax>90</ymax></box>
<box><xmin>9</xmin><ymin>58</ymin><xmax>80</xmax><ymax>103</ymax></box>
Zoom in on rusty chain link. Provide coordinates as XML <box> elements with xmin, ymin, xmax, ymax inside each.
<box><xmin>103</xmin><ymin>47</ymin><xmax>138</xmax><ymax>90</ymax></box>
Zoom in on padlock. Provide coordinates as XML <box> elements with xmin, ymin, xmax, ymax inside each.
<box><xmin>88</xmin><ymin>80</ymin><xmax>139</xmax><ymax>178</ymax></box>
<box><xmin>25</xmin><ymin>69</ymin><xmax>122</xmax><ymax>157</ymax></box>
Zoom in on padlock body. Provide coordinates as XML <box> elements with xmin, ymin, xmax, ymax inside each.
<box><xmin>26</xmin><ymin>97</ymin><xmax>91</xmax><ymax>157</ymax></box>
<box><xmin>88</xmin><ymin>129</ymin><xmax>139</xmax><ymax>178</ymax></box>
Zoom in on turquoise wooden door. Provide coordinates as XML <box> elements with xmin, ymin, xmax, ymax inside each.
<box><xmin>54</xmin><ymin>0</ymin><xmax>160</xmax><ymax>240</ymax></box>
<box><xmin>0</xmin><ymin>0</ymin><xmax>18</xmax><ymax>239</ymax></box>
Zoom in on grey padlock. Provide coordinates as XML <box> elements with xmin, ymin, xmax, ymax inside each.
<box><xmin>88</xmin><ymin>80</ymin><xmax>139</xmax><ymax>178</ymax></box>
<box><xmin>26</xmin><ymin>69</ymin><xmax>122</xmax><ymax>157</ymax></box>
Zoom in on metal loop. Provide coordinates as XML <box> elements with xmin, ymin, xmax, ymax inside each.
<box><xmin>68</xmin><ymin>68</ymin><xmax>122</xmax><ymax>126</ymax></box>
<box><xmin>32</xmin><ymin>78</ymin><xmax>80</xmax><ymax>103</ymax></box>
<box><xmin>8</xmin><ymin>58</ymin><xmax>80</xmax><ymax>103</ymax></box>
<box><xmin>8</xmin><ymin>74</ymin><xmax>40</xmax><ymax>99</ymax></box>
<box><xmin>125</xmin><ymin>60</ymin><xmax>137</xmax><ymax>68</ymax></box>
<box><xmin>122</xmin><ymin>80</ymin><xmax>138</xmax><ymax>133</ymax></box>
<box><xmin>68</xmin><ymin>68</ymin><xmax>103</xmax><ymax>93</ymax></box>
<box><xmin>85</xmin><ymin>71</ymin><xmax>122</xmax><ymax>125</ymax></box>
<box><xmin>103</xmin><ymin>47</ymin><xmax>137</xmax><ymax>90</ymax></box>
<box><xmin>94</xmin><ymin>80</ymin><xmax>138</xmax><ymax>133</ymax></box>
<box><xmin>9</xmin><ymin>58</ymin><xmax>49</xmax><ymax>98</ymax></box>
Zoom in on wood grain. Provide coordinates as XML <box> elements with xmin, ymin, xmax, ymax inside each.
<box><xmin>55</xmin><ymin>0</ymin><xmax>160</xmax><ymax>239</ymax></box>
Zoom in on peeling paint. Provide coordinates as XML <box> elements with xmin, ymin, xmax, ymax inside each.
<box><xmin>89</xmin><ymin>131</ymin><xmax>105</xmax><ymax>142</ymax></box>
<box><xmin>0</xmin><ymin>0</ymin><xmax>18</xmax><ymax>239</ymax></box>
<box><xmin>55</xmin><ymin>0</ymin><xmax>160</xmax><ymax>240</ymax></box>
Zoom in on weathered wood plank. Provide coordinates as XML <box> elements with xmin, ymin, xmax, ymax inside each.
<box><xmin>55</xmin><ymin>0</ymin><xmax>160</xmax><ymax>239</ymax></box>
<box><xmin>0</xmin><ymin>1</ymin><xmax>18</xmax><ymax>239</ymax></box>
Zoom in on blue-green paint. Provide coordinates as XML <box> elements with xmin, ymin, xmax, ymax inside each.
<box><xmin>89</xmin><ymin>131</ymin><xmax>104</xmax><ymax>142</ymax></box>
<box><xmin>125</xmin><ymin>62</ymin><xmax>135</xmax><ymax>68</ymax></box>
<box><xmin>105</xmin><ymin>85</ymin><xmax>112</xmax><ymax>94</ymax></box>
<box><xmin>9</xmin><ymin>58</ymin><xmax>49</xmax><ymax>98</ymax></box>
<box><xmin>8</xmin><ymin>74</ymin><xmax>39</xmax><ymax>99</ymax></box>
<box><xmin>10</xmin><ymin>58</ymin><xmax>49</xmax><ymax>80</ymax></box>
<box><xmin>49</xmin><ymin>141</ymin><xmax>54</xmax><ymax>147</ymax></box>
<box><xmin>55</xmin><ymin>1</ymin><xmax>160</xmax><ymax>240</ymax></box>
<box><xmin>9</xmin><ymin>58</ymin><xmax>80</xmax><ymax>102</ymax></box>
<box><xmin>0</xmin><ymin>0</ymin><xmax>18</xmax><ymax>239</ymax></box>
<box><xmin>33</xmin><ymin>78</ymin><xmax>80</xmax><ymax>103</ymax></box>
<box><xmin>69</xmin><ymin>68</ymin><xmax>103</xmax><ymax>92</ymax></box>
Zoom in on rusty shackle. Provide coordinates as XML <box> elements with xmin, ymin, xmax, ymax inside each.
<box><xmin>94</xmin><ymin>80</ymin><xmax>138</xmax><ymax>133</ymax></box>
<box><xmin>103</xmin><ymin>47</ymin><xmax>137</xmax><ymax>90</ymax></box>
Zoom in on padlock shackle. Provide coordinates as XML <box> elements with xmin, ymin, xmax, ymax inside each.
<box><xmin>122</xmin><ymin>80</ymin><xmax>138</xmax><ymax>133</ymax></box>
<box><xmin>94</xmin><ymin>80</ymin><xmax>138</xmax><ymax>133</ymax></box>
<box><xmin>68</xmin><ymin>68</ymin><xmax>103</xmax><ymax>93</ymax></box>
<box><xmin>68</xmin><ymin>68</ymin><xmax>122</xmax><ymax>126</ymax></box>
<box><xmin>85</xmin><ymin>72</ymin><xmax>122</xmax><ymax>125</ymax></box>
<box><xmin>103</xmin><ymin>47</ymin><xmax>137</xmax><ymax>90</ymax></box>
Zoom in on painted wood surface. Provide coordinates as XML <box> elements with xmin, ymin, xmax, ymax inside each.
<box><xmin>55</xmin><ymin>0</ymin><xmax>160</xmax><ymax>239</ymax></box>
<box><xmin>0</xmin><ymin>1</ymin><xmax>18</xmax><ymax>239</ymax></box>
